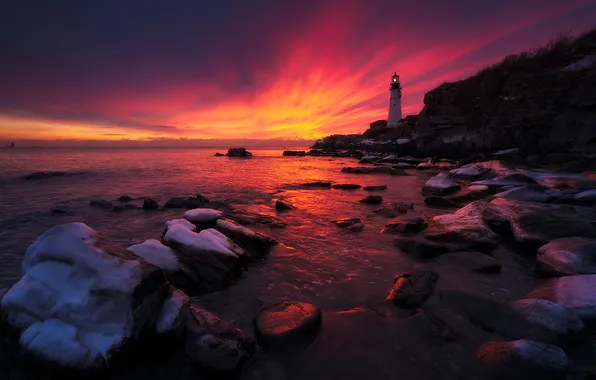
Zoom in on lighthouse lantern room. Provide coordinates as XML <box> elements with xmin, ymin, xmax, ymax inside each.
<box><xmin>387</xmin><ymin>72</ymin><xmax>403</xmax><ymax>127</ymax></box>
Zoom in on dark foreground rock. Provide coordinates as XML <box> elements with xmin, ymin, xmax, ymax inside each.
<box><xmin>387</xmin><ymin>270</ymin><xmax>439</xmax><ymax>308</ymax></box>
<box><xmin>117</xmin><ymin>195</ymin><xmax>133</xmax><ymax>202</ymax></box>
<box><xmin>477</xmin><ymin>340</ymin><xmax>568</xmax><ymax>380</ymax></box>
<box><xmin>90</xmin><ymin>199</ymin><xmax>113</xmax><ymax>209</ymax></box>
<box><xmin>363</xmin><ymin>185</ymin><xmax>388</xmax><ymax>191</ymax></box>
<box><xmin>299</xmin><ymin>181</ymin><xmax>332</xmax><ymax>189</ymax></box>
<box><xmin>227</xmin><ymin>148</ymin><xmax>252</xmax><ymax>157</ymax></box>
<box><xmin>283</xmin><ymin>150</ymin><xmax>306</xmax><ymax>156</ymax></box>
<box><xmin>215</xmin><ymin>219</ymin><xmax>277</xmax><ymax>255</ymax></box>
<box><xmin>359</xmin><ymin>195</ymin><xmax>383</xmax><ymax>204</ymax></box>
<box><xmin>332</xmin><ymin>218</ymin><xmax>362</xmax><ymax>232</ymax></box>
<box><xmin>184</xmin><ymin>305</ymin><xmax>256</xmax><ymax>372</ymax></box>
<box><xmin>394</xmin><ymin>235</ymin><xmax>452</xmax><ymax>258</ymax></box>
<box><xmin>165</xmin><ymin>197</ymin><xmax>186</xmax><ymax>208</ymax></box>
<box><xmin>424</xmin><ymin>196</ymin><xmax>461</xmax><ymax>208</ymax></box>
<box><xmin>382</xmin><ymin>215</ymin><xmax>427</xmax><ymax>234</ymax></box>
<box><xmin>275</xmin><ymin>199</ymin><xmax>295</xmax><ymax>210</ymax></box>
<box><xmin>436</xmin><ymin>251</ymin><xmax>502</xmax><ymax>273</ymax></box>
<box><xmin>254</xmin><ymin>302</ymin><xmax>322</xmax><ymax>352</ymax></box>
<box><xmin>537</xmin><ymin>237</ymin><xmax>596</xmax><ymax>276</ymax></box>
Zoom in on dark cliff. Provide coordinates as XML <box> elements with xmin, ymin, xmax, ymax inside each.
<box><xmin>415</xmin><ymin>29</ymin><xmax>596</xmax><ymax>157</ymax></box>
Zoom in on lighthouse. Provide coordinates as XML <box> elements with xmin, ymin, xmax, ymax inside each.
<box><xmin>387</xmin><ymin>72</ymin><xmax>402</xmax><ymax>127</ymax></box>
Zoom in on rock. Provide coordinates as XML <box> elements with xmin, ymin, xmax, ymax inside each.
<box><xmin>416</xmin><ymin>162</ymin><xmax>434</xmax><ymax>170</ymax></box>
<box><xmin>473</xmin><ymin>173</ymin><xmax>539</xmax><ymax>189</ymax></box>
<box><xmin>254</xmin><ymin>302</ymin><xmax>322</xmax><ymax>351</ymax></box>
<box><xmin>275</xmin><ymin>199</ymin><xmax>295</xmax><ymax>210</ymax></box>
<box><xmin>428</xmin><ymin>213</ymin><xmax>501</xmax><ymax>251</ymax></box>
<box><xmin>128</xmin><ymin>239</ymin><xmax>204</xmax><ymax>296</ymax></box>
<box><xmin>348</xmin><ymin>222</ymin><xmax>364</xmax><ymax>232</ymax></box>
<box><xmin>214</xmin><ymin>152</ymin><xmax>225</xmax><ymax>157</ymax></box>
<box><xmin>283</xmin><ymin>150</ymin><xmax>306</xmax><ymax>156</ymax></box>
<box><xmin>163</xmin><ymin>225</ymin><xmax>246</xmax><ymax>261</ymax></box>
<box><xmin>111</xmin><ymin>204</ymin><xmax>138</xmax><ymax>212</ymax></box>
<box><xmin>299</xmin><ymin>181</ymin><xmax>332</xmax><ymax>189</ymax></box>
<box><xmin>371</xmin><ymin>166</ymin><xmax>392</xmax><ymax>174</ymax></box>
<box><xmin>389</xmin><ymin>168</ymin><xmax>411</xmax><ymax>176</ymax></box>
<box><xmin>358</xmin><ymin>156</ymin><xmax>378</xmax><ymax>164</ymax></box>
<box><xmin>372</xmin><ymin>201</ymin><xmax>414</xmax><ymax>218</ymax></box>
<box><xmin>383</xmin><ymin>216</ymin><xmax>428</xmax><ymax>234</ymax></box>
<box><xmin>154</xmin><ymin>287</ymin><xmax>191</xmax><ymax>338</ymax></box>
<box><xmin>89</xmin><ymin>199</ymin><xmax>113</xmax><ymax>209</ymax></box>
<box><xmin>477</xmin><ymin>340</ymin><xmax>568</xmax><ymax>380</ymax></box>
<box><xmin>117</xmin><ymin>195</ymin><xmax>133</xmax><ymax>202</ymax></box>
<box><xmin>227</xmin><ymin>148</ymin><xmax>252</xmax><ymax>157</ymax></box>
<box><xmin>494</xmin><ymin>186</ymin><xmax>562</xmax><ymax>203</ymax></box>
<box><xmin>421</xmin><ymin>173</ymin><xmax>461</xmax><ymax>196</ymax></box>
<box><xmin>359</xmin><ymin>195</ymin><xmax>383</xmax><ymax>204</ymax></box>
<box><xmin>448</xmin><ymin>185</ymin><xmax>491</xmax><ymax>203</ymax></box>
<box><xmin>529</xmin><ymin>274</ymin><xmax>596</xmax><ymax>324</ymax></box>
<box><xmin>392</xmin><ymin>163</ymin><xmax>416</xmax><ymax>169</ymax></box>
<box><xmin>341</xmin><ymin>167</ymin><xmax>374</xmax><ymax>174</ymax></box>
<box><xmin>511</xmin><ymin>299</ymin><xmax>584</xmax><ymax>345</ymax></box>
<box><xmin>452</xmin><ymin>200</ymin><xmax>514</xmax><ymax>233</ymax></box>
<box><xmin>393</xmin><ymin>235</ymin><xmax>452</xmax><ymax>258</ymax></box>
<box><xmin>20</xmin><ymin>171</ymin><xmax>75</xmax><ymax>180</ymax></box>
<box><xmin>51</xmin><ymin>206</ymin><xmax>71</xmax><ymax>215</ymax></box>
<box><xmin>184</xmin><ymin>195</ymin><xmax>210</xmax><ymax>209</ymax></box>
<box><xmin>332</xmin><ymin>218</ymin><xmax>361</xmax><ymax>228</ymax></box>
<box><xmin>215</xmin><ymin>219</ymin><xmax>277</xmax><ymax>256</ymax></box>
<box><xmin>537</xmin><ymin>237</ymin><xmax>596</xmax><ymax>276</ymax></box>
<box><xmin>184</xmin><ymin>305</ymin><xmax>255</xmax><ymax>372</ymax></box>
<box><xmin>387</xmin><ymin>270</ymin><xmax>439</xmax><ymax>308</ymax></box>
<box><xmin>449</xmin><ymin>167</ymin><xmax>482</xmax><ymax>180</ymax></box>
<box><xmin>376</xmin><ymin>156</ymin><xmax>401</xmax><ymax>164</ymax></box>
<box><xmin>436</xmin><ymin>251</ymin><xmax>502</xmax><ymax>273</ymax></box>
<box><xmin>142</xmin><ymin>198</ymin><xmax>159</xmax><ymax>210</ymax></box>
<box><xmin>183</xmin><ymin>208</ymin><xmax>224</xmax><ymax>224</ymax></box>
<box><xmin>164</xmin><ymin>197</ymin><xmax>186</xmax><ymax>209</ymax></box>
<box><xmin>363</xmin><ymin>185</ymin><xmax>388</xmax><ymax>191</ymax></box>
<box><xmin>331</xmin><ymin>183</ymin><xmax>362</xmax><ymax>190</ymax></box>
<box><xmin>424</xmin><ymin>196</ymin><xmax>460</xmax><ymax>208</ymax></box>
<box><xmin>0</xmin><ymin>223</ymin><xmax>168</xmax><ymax>370</ymax></box>
<box><xmin>224</xmin><ymin>210</ymin><xmax>287</xmax><ymax>228</ymax></box>
<box><xmin>511</xmin><ymin>207</ymin><xmax>596</xmax><ymax>248</ymax></box>
<box><xmin>164</xmin><ymin>218</ymin><xmax>196</xmax><ymax>234</ymax></box>
<box><xmin>570</xmin><ymin>189</ymin><xmax>596</xmax><ymax>206</ymax></box>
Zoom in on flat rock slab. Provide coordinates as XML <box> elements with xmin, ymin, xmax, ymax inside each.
<box><xmin>537</xmin><ymin>237</ymin><xmax>596</xmax><ymax>276</ymax></box>
<box><xmin>477</xmin><ymin>340</ymin><xmax>568</xmax><ymax>380</ymax></box>
<box><xmin>387</xmin><ymin>270</ymin><xmax>439</xmax><ymax>308</ymax></box>
<box><xmin>436</xmin><ymin>251</ymin><xmax>502</xmax><ymax>273</ymax></box>
<box><xmin>254</xmin><ymin>302</ymin><xmax>322</xmax><ymax>351</ymax></box>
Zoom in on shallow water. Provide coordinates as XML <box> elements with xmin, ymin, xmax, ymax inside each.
<box><xmin>0</xmin><ymin>147</ymin><xmax>540</xmax><ymax>378</ymax></box>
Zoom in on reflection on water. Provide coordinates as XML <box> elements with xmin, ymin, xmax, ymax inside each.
<box><xmin>0</xmin><ymin>147</ymin><xmax>534</xmax><ymax>330</ymax></box>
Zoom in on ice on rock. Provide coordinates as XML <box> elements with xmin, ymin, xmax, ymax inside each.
<box><xmin>1</xmin><ymin>222</ymin><xmax>167</xmax><ymax>369</ymax></box>
<box><xmin>165</xmin><ymin>218</ymin><xmax>196</xmax><ymax>233</ymax></box>
<box><xmin>128</xmin><ymin>239</ymin><xmax>180</xmax><ymax>271</ymax></box>
<box><xmin>155</xmin><ymin>287</ymin><xmax>190</xmax><ymax>336</ymax></box>
<box><xmin>163</xmin><ymin>224</ymin><xmax>245</xmax><ymax>260</ymax></box>
<box><xmin>183</xmin><ymin>208</ymin><xmax>224</xmax><ymax>224</ymax></box>
<box><xmin>216</xmin><ymin>219</ymin><xmax>257</xmax><ymax>238</ymax></box>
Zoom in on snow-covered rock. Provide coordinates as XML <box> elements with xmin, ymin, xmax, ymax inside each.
<box><xmin>449</xmin><ymin>167</ymin><xmax>481</xmax><ymax>180</ymax></box>
<box><xmin>511</xmin><ymin>299</ymin><xmax>584</xmax><ymax>345</ymax></box>
<box><xmin>477</xmin><ymin>340</ymin><xmax>568</xmax><ymax>380</ymax></box>
<box><xmin>163</xmin><ymin>224</ymin><xmax>245</xmax><ymax>260</ymax></box>
<box><xmin>0</xmin><ymin>223</ymin><xmax>168</xmax><ymax>370</ymax></box>
<box><xmin>215</xmin><ymin>219</ymin><xmax>277</xmax><ymax>256</ymax></box>
<box><xmin>155</xmin><ymin>287</ymin><xmax>190</xmax><ymax>338</ymax></box>
<box><xmin>165</xmin><ymin>218</ymin><xmax>196</xmax><ymax>233</ymax></box>
<box><xmin>537</xmin><ymin>237</ymin><xmax>596</xmax><ymax>276</ymax></box>
<box><xmin>184</xmin><ymin>305</ymin><xmax>255</xmax><ymax>372</ymax></box>
<box><xmin>183</xmin><ymin>208</ymin><xmax>224</xmax><ymax>224</ymax></box>
<box><xmin>129</xmin><ymin>239</ymin><xmax>179</xmax><ymax>271</ymax></box>
<box><xmin>529</xmin><ymin>274</ymin><xmax>596</xmax><ymax>324</ymax></box>
<box><xmin>421</xmin><ymin>173</ymin><xmax>461</xmax><ymax>196</ymax></box>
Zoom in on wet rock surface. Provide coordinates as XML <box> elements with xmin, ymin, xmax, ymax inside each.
<box><xmin>359</xmin><ymin>195</ymin><xmax>383</xmax><ymax>204</ymax></box>
<box><xmin>331</xmin><ymin>183</ymin><xmax>362</xmax><ymax>190</ymax></box>
<box><xmin>227</xmin><ymin>148</ymin><xmax>253</xmax><ymax>157</ymax></box>
<box><xmin>422</xmin><ymin>173</ymin><xmax>461</xmax><ymax>196</ymax></box>
<box><xmin>537</xmin><ymin>237</ymin><xmax>596</xmax><ymax>276</ymax></box>
<box><xmin>387</xmin><ymin>270</ymin><xmax>439</xmax><ymax>308</ymax></box>
<box><xmin>143</xmin><ymin>198</ymin><xmax>159</xmax><ymax>210</ymax></box>
<box><xmin>424</xmin><ymin>196</ymin><xmax>460</xmax><ymax>208</ymax></box>
<box><xmin>383</xmin><ymin>215</ymin><xmax>428</xmax><ymax>234</ymax></box>
<box><xmin>394</xmin><ymin>235</ymin><xmax>452</xmax><ymax>258</ymax></box>
<box><xmin>436</xmin><ymin>251</ymin><xmax>502</xmax><ymax>273</ymax></box>
<box><xmin>274</xmin><ymin>199</ymin><xmax>295</xmax><ymax>210</ymax></box>
<box><xmin>254</xmin><ymin>301</ymin><xmax>322</xmax><ymax>352</ymax></box>
<box><xmin>363</xmin><ymin>185</ymin><xmax>388</xmax><ymax>191</ymax></box>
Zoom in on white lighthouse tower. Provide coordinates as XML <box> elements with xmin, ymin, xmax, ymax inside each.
<box><xmin>387</xmin><ymin>72</ymin><xmax>403</xmax><ymax>127</ymax></box>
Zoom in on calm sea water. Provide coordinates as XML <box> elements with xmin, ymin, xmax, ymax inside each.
<box><xmin>0</xmin><ymin>147</ymin><xmax>538</xmax><ymax>369</ymax></box>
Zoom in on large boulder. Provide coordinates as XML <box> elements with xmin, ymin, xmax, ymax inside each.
<box><xmin>387</xmin><ymin>270</ymin><xmax>439</xmax><ymax>308</ymax></box>
<box><xmin>477</xmin><ymin>340</ymin><xmax>568</xmax><ymax>380</ymax></box>
<box><xmin>183</xmin><ymin>208</ymin><xmax>224</xmax><ymax>224</ymax></box>
<box><xmin>421</xmin><ymin>173</ymin><xmax>461</xmax><ymax>196</ymax></box>
<box><xmin>529</xmin><ymin>275</ymin><xmax>596</xmax><ymax>325</ymax></box>
<box><xmin>214</xmin><ymin>219</ymin><xmax>277</xmax><ymax>256</ymax></box>
<box><xmin>184</xmin><ymin>305</ymin><xmax>255</xmax><ymax>372</ymax></box>
<box><xmin>511</xmin><ymin>206</ymin><xmax>596</xmax><ymax>248</ymax></box>
<box><xmin>449</xmin><ymin>167</ymin><xmax>482</xmax><ymax>180</ymax></box>
<box><xmin>537</xmin><ymin>237</ymin><xmax>596</xmax><ymax>276</ymax></box>
<box><xmin>448</xmin><ymin>185</ymin><xmax>491</xmax><ymax>204</ymax></box>
<box><xmin>494</xmin><ymin>186</ymin><xmax>562</xmax><ymax>203</ymax></box>
<box><xmin>359</xmin><ymin>195</ymin><xmax>383</xmax><ymax>204</ymax></box>
<box><xmin>0</xmin><ymin>223</ymin><xmax>169</xmax><ymax>370</ymax></box>
<box><xmin>426</xmin><ymin>213</ymin><xmax>501</xmax><ymax>252</ymax></box>
<box><xmin>254</xmin><ymin>302</ymin><xmax>322</xmax><ymax>352</ymax></box>
<box><xmin>452</xmin><ymin>200</ymin><xmax>514</xmax><ymax>233</ymax></box>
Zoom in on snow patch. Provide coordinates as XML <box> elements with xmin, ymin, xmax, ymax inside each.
<box><xmin>216</xmin><ymin>219</ymin><xmax>257</xmax><ymax>238</ymax></box>
<box><xmin>165</xmin><ymin>218</ymin><xmax>196</xmax><ymax>233</ymax></box>
<box><xmin>184</xmin><ymin>208</ymin><xmax>224</xmax><ymax>224</ymax></box>
<box><xmin>563</xmin><ymin>55</ymin><xmax>596</xmax><ymax>71</ymax></box>
<box><xmin>155</xmin><ymin>288</ymin><xmax>189</xmax><ymax>335</ymax></box>
<box><xmin>128</xmin><ymin>239</ymin><xmax>180</xmax><ymax>271</ymax></box>
<box><xmin>163</xmin><ymin>224</ymin><xmax>243</xmax><ymax>259</ymax></box>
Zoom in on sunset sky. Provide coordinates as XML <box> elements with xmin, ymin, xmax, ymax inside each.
<box><xmin>1</xmin><ymin>0</ymin><xmax>596</xmax><ymax>145</ymax></box>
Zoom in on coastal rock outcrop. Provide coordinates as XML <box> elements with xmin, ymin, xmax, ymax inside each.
<box><xmin>226</xmin><ymin>148</ymin><xmax>252</xmax><ymax>157</ymax></box>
